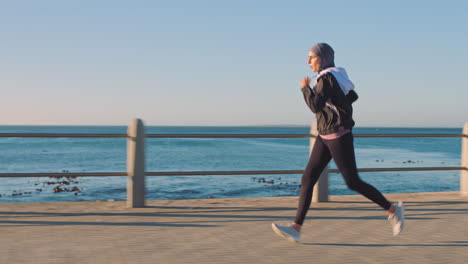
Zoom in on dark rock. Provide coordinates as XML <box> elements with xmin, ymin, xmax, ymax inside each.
<box><xmin>53</xmin><ymin>186</ymin><xmax>69</xmax><ymax>193</ymax></box>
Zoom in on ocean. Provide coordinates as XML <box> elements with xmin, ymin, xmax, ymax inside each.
<box><xmin>0</xmin><ymin>126</ymin><xmax>463</xmax><ymax>203</ymax></box>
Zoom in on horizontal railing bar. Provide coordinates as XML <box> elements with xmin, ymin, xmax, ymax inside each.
<box><xmin>0</xmin><ymin>172</ymin><xmax>128</xmax><ymax>177</ymax></box>
<box><xmin>353</xmin><ymin>167</ymin><xmax>466</xmax><ymax>173</ymax></box>
<box><xmin>0</xmin><ymin>133</ymin><xmax>464</xmax><ymax>139</ymax></box>
<box><xmin>146</xmin><ymin>134</ymin><xmax>313</xmax><ymax>138</ymax></box>
<box><xmin>353</xmin><ymin>134</ymin><xmax>463</xmax><ymax>138</ymax></box>
<box><xmin>146</xmin><ymin>170</ymin><xmax>304</xmax><ymax>176</ymax></box>
<box><xmin>1</xmin><ymin>167</ymin><xmax>465</xmax><ymax>178</ymax></box>
<box><xmin>0</xmin><ymin>133</ymin><xmax>128</xmax><ymax>138</ymax></box>
<box><xmin>147</xmin><ymin>134</ymin><xmax>464</xmax><ymax>138</ymax></box>
<box><xmin>146</xmin><ymin>167</ymin><xmax>466</xmax><ymax>176</ymax></box>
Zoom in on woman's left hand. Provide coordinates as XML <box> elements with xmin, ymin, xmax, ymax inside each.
<box><xmin>300</xmin><ymin>77</ymin><xmax>311</xmax><ymax>88</ymax></box>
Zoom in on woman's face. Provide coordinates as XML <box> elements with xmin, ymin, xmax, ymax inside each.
<box><xmin>307</xmin><ymin>51</ymin><xmax>321</xmax><ymax>73</ymax></box>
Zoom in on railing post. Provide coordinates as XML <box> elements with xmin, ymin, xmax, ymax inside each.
<box><xmin>311</xmin><ymin>122</ymin><xmax>329</xmax><ymax>202</ymax></box>
<box><xmin>127</xmin><ymin>118</ymin><xmax>146</xmax><ymax>208</ymax></box>
<box><xmin>461</xmin><ymin>122</ymin><xmax>468</xmax><ymax>196</ymax></box>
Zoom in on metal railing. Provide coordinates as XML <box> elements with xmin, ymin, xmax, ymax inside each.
<box><xmin>1</xmin><ymin>119</ymin><xmax>467</xmax><ymax>207</ymax></box>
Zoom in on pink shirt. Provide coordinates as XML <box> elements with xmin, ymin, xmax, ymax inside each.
<box><xmin>320</xmin><ymin>129</ymin><xmax>351</xmax><ymax>140</ymax></box>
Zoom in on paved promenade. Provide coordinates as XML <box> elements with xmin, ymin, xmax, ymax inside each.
<box><xmin>1</xmin><ymin>191</ymin><xmax>467</xmax><ymax>264</ymax></box>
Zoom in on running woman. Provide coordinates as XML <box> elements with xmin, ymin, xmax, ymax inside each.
<box><xmin>272</xmin><ymin>43</ymin><xmax>405</xmax><ymax>244</ymax></box>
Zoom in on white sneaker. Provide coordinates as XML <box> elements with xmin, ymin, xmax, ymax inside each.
<box><xmin>272</xmin><ymin>223</ymin><xmax>301</xmax><ymax>243</ymax></box>
<box><xmin>388</xmin><ymin>201</ymin><xmax>405</xmax><ymax>236</ymax></box>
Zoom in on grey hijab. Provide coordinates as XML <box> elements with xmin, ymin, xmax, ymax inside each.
<box><xmin>310</xmin><ymin>43</ymin><xmax>335</xmax><ymax>71</ymax></box>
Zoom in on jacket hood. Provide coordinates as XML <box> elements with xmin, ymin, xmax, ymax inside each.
<box><xmin>313</xmin><ymin>67</ymin><xmax>355</xmax><ymax>95</ymax></box>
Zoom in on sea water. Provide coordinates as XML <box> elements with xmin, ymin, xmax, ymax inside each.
<box><xmin>0</xmin><ymin>126</ymin><xmax>462</xmax><ymax>203</ymax></box>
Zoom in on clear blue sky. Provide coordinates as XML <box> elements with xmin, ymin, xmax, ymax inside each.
<box><xmin>1</xmin><ymin>0</ymin><xmax>467</xmax><ymax>127</ymax></box>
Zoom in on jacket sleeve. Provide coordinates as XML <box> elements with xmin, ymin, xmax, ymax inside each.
<box><xmin>346</xmin><ymin>90</ymin><xmax>358</xmax><ymax>104</ymax></box>
<box><xmin>301</xmin><ymin>77</ymin><xmax>330</xmax><ymax>113</ymax></box>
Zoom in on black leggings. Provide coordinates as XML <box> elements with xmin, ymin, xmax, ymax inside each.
<box><xmin>294</xmin><ymin>132</ymin><xmax>392</xmax><ymax>225</ymax></box>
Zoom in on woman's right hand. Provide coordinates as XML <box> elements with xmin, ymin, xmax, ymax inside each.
<box><xmin>300</xmin><ymin>77</ymin><xmax>311</xmax><ymax>88</ymax></box>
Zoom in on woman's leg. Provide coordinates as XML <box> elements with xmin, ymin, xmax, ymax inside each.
<box><xmin>294</xmin><ymin>136</ymin><xmax>332</xmax><ymax>226</ymax></box>
<box><xmin>326</xmin><ymin>133</ymin><xmax>392</xmax><ymax>210</ymax></box>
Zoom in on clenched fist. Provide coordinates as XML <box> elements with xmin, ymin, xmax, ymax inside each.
<box><xmin>300</xmin><ymin>77</ymin><xmax>311</xmax><ymax>89</ymax></box>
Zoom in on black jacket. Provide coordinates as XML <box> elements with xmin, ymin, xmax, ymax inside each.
<box><xmin>301</xmin><ymin>73</ymin><xmax>358</xmax><ymax>135</ymax></box>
